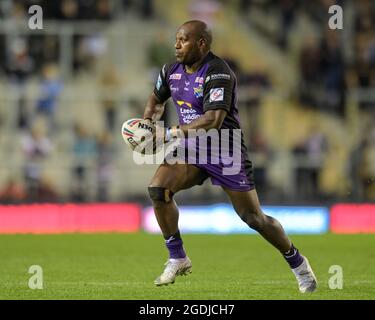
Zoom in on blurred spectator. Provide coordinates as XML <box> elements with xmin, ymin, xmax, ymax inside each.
<box><xmin>58</xmin><ymin>0</ymin><xmax>79</xmax><ymax>20</ymax></box>
<box><xmin>222</xmin><ymin>53</ymin><xmax>241</xmax><ymax>77</ymax></box>
<box><xmin>95</xmin><ymin>0</ymin><xmax>112</xmax><ymax>20</ymax></box>
<box><xmin>320</xmin><ymin>29</ymin><xmax>346</xmax><ymax>116</ymax></box>
<box><xmin>0</xmin><ymin>1</ymin><xmax>9</xmax><ymax>18</ymax></box>
<box><xmin>354</xmin><ymin>0</ymin><xmax>374</xmax><ymax>35</ymax></box>
<box><xmin>96</xmin><ymin>131</ymin><xmax>115</xmax><ymax>201</ymax></box>
<box><xmin>248</xmin><ymin>126</ymin><xmax>273</xmax><ymax>197</ymax></box>
<box><xmin>78</xmin><ymin>0</ymin><xmax>96</xmax><ymax>20</ymax></box>
<box><xmin>277</xmin><ymin>0</ymin><xmax>298</xmax><ymax>50</ymax></box>
<box><xmin>303</xmin><ymin>0</ymin><xmax>342</xmax><ymax>25</ymax></box>
<box><xmin>298</xmin><ymin>30</ymin><xmax>346</xmax><ymax>117</ymax></box>
<box><xmin>10</xmin><ymin>1</ymin><xmax>27</xmax><ymax>23</ymax></box>
<box><xmin>292</xmin><ymin>125</ymin><xmax>328</xmax><ymax>200</ymax></box>
<box><xmin>367</xmin><ymin>34</ymin><xmax>375</xmax><ymax>68</ymax></box>
<box><xmin>240</xmin><ymin>63</ymin><xmax>271</xmax><ymax>130</ymax></box>
<box><xmin>248</xmin><ymin>126</ymin><xmax>271</xmax><ymax>155</ymax></box>
<box><xmin>239</xmin><ymin>0</ymin><xmax>252</xmax><ymax>13</ymax></box>
<box><xmin>121</xmin><ymin>0</ymin><xmax>153</xmax><ymax>19</ymax></box>
<box><xmin>70</xmin><ymin>123</ymin><xmax>97</xmax><ymax>202</ymax></box>
<box><xmin>239</xmin><ymin>0</ymin><xmax>298</xmax><ymax>50</ymax></box>
<box><xmin>147</xmin><ymin>32</ymin><xmax>174</xmax><ymax>79</ymax></box>
<box><xmin>347</xmin><ymin>53</ymin><xmax>375</xmax><ymax>90</ymax></box>
<box><xmin>28</xmin><ymin>35</ymin><xmax>60</xmax><ymax>72</ymax></box>
<box><xmin>122</xmin><ymin>0</ymin><xmax>132</xmax><ymax>11</ymax></box>
<box><xmin>0</xmin><ymin>177</ymin><xmax>27</xmax><ymax>203</ymax></box>
<box><xmin>6</xmin><ymin>38</ymin><xmax>34</xmax><ymax>129</ymax></box>
<box><xmin>346</xmin><ymin>39</ymin><xmax>375</xmax><ymax>110</ymax></box>
<box><xmin>34</xmin><ymin>174</ymin><xmax>59</xmax><ymax>203</ymax></box>
<box><xmin>0</xmin><ymin>35</ymin><xmax>5</xmax><ymax>75</ymax></box>
<box><xmin>76</xmin><ymin>34</ymin><xmax>108</xmax><ymax>72</ymax></box>
<box><xmin>35</xmin><ymin>63</ymin><xmax>64</xmax><ymax>131</ymax></box>
<box><xmin>350</xmin><ymin>125</ymin><xmax>375</xmax><ymax>201</ymax></box>
<box><xmin>348</xmin><ymin>0</ymin><xmax>375</xmax><ymax>110</ymax></box>
<box><xmin>139</xmin><ymin>0</ymin><xmax>154</xmax><ymax>19</ymax></box>
<box><xmin>299</xmin><ymin>35</ymin><xmax>322</xmax><ymax>108</ymax></box>
<box><xmin>241</xmin><ymin>64</ymin><xmax>271</xmax><ymax>107</ymax></box>
<box><xmin>21</xmin><ymin>121</ymin><xmax>53</xmax><ymax>200</ymax></box>
<box><xmin>6</xmin><ymin>38</ymin><xmax>33</xmax><ymax>82</ymax></box>
<box><xmin>42</xmin><ymin>35</ymin><xmax>60</xmax><ymax>63</ymax></box>
<box><xmin>98</xmin><ymin>64</ymin><xmax>121</xmax><ymax>132</ymax></box>
<box><xmin>39</xmin><ymin>0</ymin><xmax>61</xmax><ymax>19</ymax></box>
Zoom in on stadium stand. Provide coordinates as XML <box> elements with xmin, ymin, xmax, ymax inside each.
<box><xmin>0</xmin><ymin>0</ymin><xmax>374</xmax><ymax>204</ymax></box>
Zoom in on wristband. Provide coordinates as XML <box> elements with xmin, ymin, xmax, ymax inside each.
<box><xmin>165</xmin><ymin>125</ymin><xmax>181</xmax><ymax>142</ymax></box>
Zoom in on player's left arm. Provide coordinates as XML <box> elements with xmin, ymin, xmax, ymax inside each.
<box><xmin>179</xmin><ymin>109</ymin><xmax>227</xmax><ymax>132</ymax></box>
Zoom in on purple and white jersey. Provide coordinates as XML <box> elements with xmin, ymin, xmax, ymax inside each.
<box><xmin>154</xmin><ymin>51</ymin><xmax>240</xmax><ymax>130</ymax></box>
<box><xmin>153</xmin><ymin>51</ymin><xmax>255</xmax><ymax>191</ymax></box>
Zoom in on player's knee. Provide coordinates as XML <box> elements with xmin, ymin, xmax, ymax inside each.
<box><xmin>148</xmin><ymin>186</ymin><xmax>174</xmax><ymax>206</ymax></box>
<box><xmin>238</xmin><ymin>209</ymin><xmax>265</xmax><ymax>231</ymax></box>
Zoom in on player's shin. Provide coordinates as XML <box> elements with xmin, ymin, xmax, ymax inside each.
<box><xmin>148</xmin><ymin>186</ymin><xmax>186</xmax><ymax>259</ymax></box>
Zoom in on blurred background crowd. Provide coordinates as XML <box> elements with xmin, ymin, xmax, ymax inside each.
<box><xmin>0</xmin><ymin>0</ymin><xmax>374</xmax><ymax>205</ymax></box>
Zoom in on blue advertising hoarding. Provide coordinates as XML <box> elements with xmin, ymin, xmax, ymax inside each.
<box><xmin>143</xmin><ymin>204</ymin><xmax>329</xmax><ymax>234</ymax></box>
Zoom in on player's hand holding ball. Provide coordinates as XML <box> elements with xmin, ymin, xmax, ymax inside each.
<box><xmin>143</xmin><ymin>118</ymin><xmax>182</xmax><ymax>144</ymax></box>
<box><xmin>121</xmin><ymin>118</ymin><xmax>157</xmax><ymax>155</ymax></box>
<box><xmin>121</xmin><ymin>118</ymin><xmax>183</xmax><ymax>155</ymax></box>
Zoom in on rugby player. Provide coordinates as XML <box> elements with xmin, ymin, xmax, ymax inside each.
<box><xmin>142</xmin><ymin>20</ymin><xmax>317</xmax><ymax>292</ymax></box>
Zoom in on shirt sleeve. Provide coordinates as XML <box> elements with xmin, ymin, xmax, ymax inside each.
<box><xmin>153</xmin><ymin>64</ymin><xmax>171</xmax><ymax>103</ymax></box>
<box><xmin>203</xmin><ymin>62</ymin><xmax>235</xmax><ymax>113</ymax></box>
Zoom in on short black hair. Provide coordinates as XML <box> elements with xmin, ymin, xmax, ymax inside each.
<box><xmin>180</xmin><ymin>20</ymin><xmax>212</xmax><ymax>48</ymax></box>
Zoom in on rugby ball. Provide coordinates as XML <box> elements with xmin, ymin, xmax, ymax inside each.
<box><xmin>121</xmin><ymin>118</ymin><xmax>157</xmax><ymax>154</ymax></box>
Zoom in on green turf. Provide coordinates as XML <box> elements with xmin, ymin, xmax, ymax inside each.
<box><xmin>0</xmin><ymin>233</ymin><xmax>374</xmax><ymax>300</ymax></box>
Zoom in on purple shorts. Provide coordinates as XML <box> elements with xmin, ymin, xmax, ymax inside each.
<box><xmin>193</xmin><ymin>154</ymin><xmax>255</xmax><ymax>191</ymax></box>
<box><xmin>165</xmin><ymin>138</ymin><xmax>255</xmax><ymax>192</ymax></box>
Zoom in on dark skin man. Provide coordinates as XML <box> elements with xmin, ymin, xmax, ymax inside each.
<box><xmin>141</xmin><ymin>20</ymin><xmax>317</xmax><ymax>292</ymax></box>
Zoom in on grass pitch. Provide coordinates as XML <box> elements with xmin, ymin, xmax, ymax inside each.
<box><xmin>0</xmin><ymin>233</ymin><xmax>374</xmax><ymax>300</ymax></box>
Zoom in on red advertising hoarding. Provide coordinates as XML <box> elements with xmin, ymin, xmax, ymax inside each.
<box><xmin>331</xmin><ymin>204</ymin><xmax>375</xmax><ymax>233</ymax></box>
<box><xmin>0</xmin><ymin>203</ymin><xmax>141</xmax><ymax>234</ymax></box>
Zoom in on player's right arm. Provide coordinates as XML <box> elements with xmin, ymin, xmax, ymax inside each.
<box><xmin>143</xmin><ymin>92</ymin><xmax>165</xmax><ymax>121</ymax></box>
<box><xmin>143</xmin><ymin>64</ymin><xmax>171</xmax><ymax>121</ymax></box>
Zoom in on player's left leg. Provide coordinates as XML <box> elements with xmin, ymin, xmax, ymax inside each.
<box><xmin>224</xmin><ymin>187</ymin><xmax>317</xmax><ymax>293</ymax></box>
<box><xmin>149</xmin><ymin>162</ymin><xmax>209</xmax><ymax>286</ymax></box>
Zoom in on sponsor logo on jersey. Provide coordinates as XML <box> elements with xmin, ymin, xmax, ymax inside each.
<box><xmin>209</xmin><ymin>88</ymin><xmax>224</xmax><ymax>102</ymax></box>
<box><xmin>195</xmin><ymin>77</ymin><xmax>204</xmax><ymax>84</ymax></box>
<box><xmin>205</xmin><ymin>73</ymin><xmax>230</xmax><ymax>83</ymax></box>
<box><xmin>177</xmin><ymin>100</ymin><xmax>192</xmax><ymax>108</ymax></box>
<box><xmin>169</xmin><ymin>73</ymin><xmax>182</xmax><ymax>80</ymax></box>
<box><xmin>193</xmin><ymin>86</ymin><xmax>203</xmax><ymax>98</ymax></box>
<box><xmin>184</xmin><ymin>81</ymin><xmax>190</xmax><ymax>91</ymax></box>
<box><xmin>181</xmin><ymin>113</ymin><xmax>201</xmax><ymax>123</ymax></box>
<box><xmin>170</xmin><ymin>84</ymin><xmax>178</xmax><ymax>92</ymax></box>
<box><xmin>180</xmin><ymin>108</ymin><xmax>201</xmax><ymax>123</ymax></box>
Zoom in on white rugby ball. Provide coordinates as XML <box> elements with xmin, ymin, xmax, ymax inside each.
<box><xmin>121</xmin><ymin>118</ymin><xmax>156</xmax><ymax>154</ymax></box>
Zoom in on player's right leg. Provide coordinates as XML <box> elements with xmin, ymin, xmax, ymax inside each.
<box><xmin>224</xmin><ymin>187</ymin><xmax>317</xmax><ymax>293</ymax></box>
<box><xmin>148</xmin><ymin>163</ymin><xmax>208</xmax><ymax>286</ymax></box>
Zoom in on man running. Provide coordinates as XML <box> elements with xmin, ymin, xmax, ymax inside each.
<box><xmin>142</xmin><ymin>20</ymin><xmax>317</xmax><ymax>293</ymax></box>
